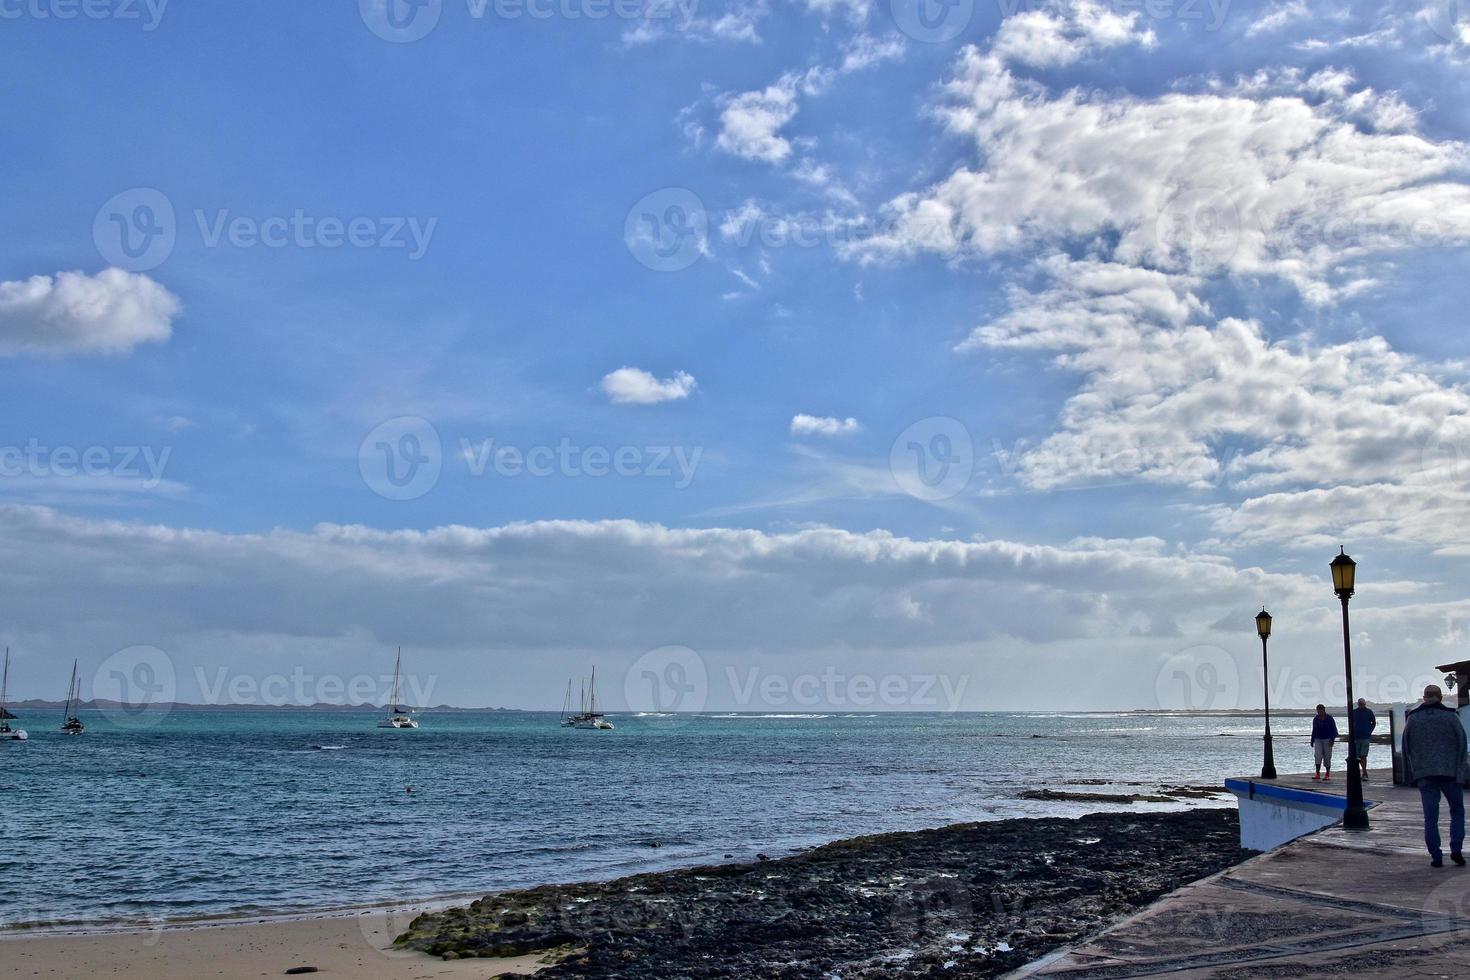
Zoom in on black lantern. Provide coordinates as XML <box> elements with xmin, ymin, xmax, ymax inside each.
<box><xmin>1256</xmin><ymin>606</ymin><xmax>1276</xmax><ymax>779</ymax></box>
<box><xmin>1331</xmin><ymin>547</ymin><xmax>1356</xmax><ymax>598</ymax></box>
<box><xmin>1331</xmin><ymin>547</ymin><xmax>1369</xmax><ymax>830</ymax></box>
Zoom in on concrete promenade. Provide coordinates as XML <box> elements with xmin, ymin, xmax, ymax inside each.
<box><xmin>1016</xmin><ymin>769</ymin><xmax>1470</xmax><ymax>978</ymax></box>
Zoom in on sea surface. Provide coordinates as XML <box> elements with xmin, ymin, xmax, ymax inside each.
<box><xmin>1</xmin><ymin>709</ymin><xmax>1287</xmax><ymax>931</ymax></box>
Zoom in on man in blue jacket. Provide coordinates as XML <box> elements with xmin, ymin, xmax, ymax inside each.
<box><xmin>1311</xmin><ymin>704</ymin><xmax>1338</xmax><ymax>781</ymax></box>
<box><xmin>1403</xmin><ymin>684</ymin><xmax>1470</xmax><ymax>867</ymax></box>
<box><xmin>1352</xmin><ymin>698</ymin><xmax>1377</xmax><ymax>782</ymax></box>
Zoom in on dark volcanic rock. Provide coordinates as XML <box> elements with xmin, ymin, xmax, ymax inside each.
<box><xmin>396</xmin><ymin>809</ymin><xmax>1248</xmax><ymax>979</ymax></box>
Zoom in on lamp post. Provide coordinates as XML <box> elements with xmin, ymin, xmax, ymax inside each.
<box><xmin>1331</xmin><ymin>547</ymin><xmax>1370</xmax><ymax>831</ymax></box>
<box><xmin>1256</xmin><ymin>607</ymin><xmax>1277</xmax><ymax>780</ymax></box>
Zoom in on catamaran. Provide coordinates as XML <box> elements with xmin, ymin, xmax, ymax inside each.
<box><xmin>0</xmin><ymin>647</ymin><xmax>28</xmax><ymax>741</ymax></box>
<box><xmin>61</xmin><ymin>658</ymin><xmax>85</xmax><ymax>735</ymax></box>
<box><xmin>377</xmin><ymin>647</ymin><xmax>419</xmax><ymax>729</ymax></box>
<box><xmin>562</xmin><ymin>668</ymin><xmax>613</xmax><ymax>730</ymax></box>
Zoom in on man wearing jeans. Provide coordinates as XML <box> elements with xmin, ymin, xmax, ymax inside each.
<box><xmin>1352</xmin><ymin>698</ymin><xmax>1377</xmax><ymax>782</ymax></box>
<box><xmin>1403</xmin><ymin>684</ymin><xmax>1470</xmax><ymax>868</ymax></box>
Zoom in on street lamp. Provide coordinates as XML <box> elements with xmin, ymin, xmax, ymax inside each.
<box><xmin>1331</xmin><ymin>547</ymin><xmax>1370</xmax><ymax>831</ymax></box>
<box><xmin>1256</xmin><ymin>607</ymin><xmax>1277</xmax><ymax>779</ymax></box>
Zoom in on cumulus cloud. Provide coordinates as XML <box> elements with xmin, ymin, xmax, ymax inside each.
<box><xmin>716</xmin><ymin>77</ymin><xmax>802</xmax><ymax>163</ymax></box>
<box><xmin>990</xmin><ymin>0</ymin><xmax>1155</xmax><ymax>67</ymax></box>
<box><xmin>978</xmin><ymin>259</ymin><xmax>1470</xmax><ymax>500</ymax></box>
<box><xmin>601</xmin><ymin>367</ymin><xmax>698</xmax><ymax>404</ymax></box>
<box><xmin>791</xmin><ymin>414</ymin><xmax>862</xmax><ymax>436</ymax></box>
<box><xmin>853</xmin><ymin>47</ymin><xmax>1470</xmax><ymax>303</ymax></box>
<box><xmin>0</xmin><ymin>268</ymin><xmax>180</xmax><ymax>356</ymax></box>
<box><xmin>843</xmin><ymin>20</ymin><xmax>1470</xmax><ymax>561</ymax></box>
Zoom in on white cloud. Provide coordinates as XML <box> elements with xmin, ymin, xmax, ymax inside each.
<box><xmin>710</xmin><ymin>36</ymin><xmax>903</xmax><ymax>170</ymax></box>
<box><xmin>601</xmin><ymin>367</ymin><xmax>698</xmax><ymax>405</ymax></box>
<box><xmin>990</xmin><ymin>0</ymin><xmax>1155</xmax><ymax>67</ymax></box>
<box><xmin>623</xmin><ymin>0</ymin><xmax>768</xmax><ymax>45</ymax></box>
<box><xmin>0</xmin><ymin>503</ymin><xmax>1319</xmax><ymax>664</ymax></box>
<box><xmin>0</xmin><ymin>268</ymin><xmax>180</xmax><ymax>356</ymax></box>
<box><xmin>840</xmin><ymin>32</ymin><xmax>905</xmax><ymax>72</ymax></box>
<box><xmin>841</xmin><ymin>26</ymin><xmax>1470</xmax><ymax>560</ymax></box>
<box><xmin>853</xmin><ymin>48</ymin><xmax>1470</xmax><ymax>303</ymax></box>
<box><xmin>791</xmin><ymin>414</ymin><xmax>862</xmax><ymax>436</ymax></box>
<box><xmin>716</xmin><ymin>77</ymin><xmax>801</xmax><ymax>163</ymax></box>
<box><xmin>795</xmin><ymin>0</ymin><xmax>871</xmax><ymax>24</ymax></box>
<box><xmin>1245</xmin><ymin>0</ymin><xmax>1310</xmax><ymax>36</ymax></box>
<box><xmin>0</xmin><ymin>504</ymin><xmax>1455</xmax><ymax>707</ymax></box>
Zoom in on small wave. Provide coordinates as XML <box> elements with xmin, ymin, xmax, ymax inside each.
<box><xmin>313</xmin><ymin>745</ymin><xmax>347</xmax><ymax>751</ymax></box>
<box><xmin>708</xmin><ymin>713</ymin><xmax>832</xmax><ymax>719</ymax></box>
<box><xmin>633</xmin><ymin>712</ymin><xmax>675</xmax><ymax>718</ymax></box>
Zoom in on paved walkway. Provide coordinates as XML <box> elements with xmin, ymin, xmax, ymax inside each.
<box><xmin>1016</xmin><ymin>769</ymin><xmax>1470</xmax><ymax>978</ymax></box>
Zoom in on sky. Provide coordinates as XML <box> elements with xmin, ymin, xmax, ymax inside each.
<box><xmin>3</xmin><ymin>0</ymin><xmax>1470</xmax><ymax>713</ymax></box>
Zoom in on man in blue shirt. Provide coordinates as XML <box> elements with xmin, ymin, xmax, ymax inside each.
<box><xmin>1352</xmin><ymin>698</ymin><xmax>1377</xmax><ymax>783</ymax></box>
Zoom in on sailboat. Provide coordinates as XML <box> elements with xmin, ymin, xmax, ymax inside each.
<box><xmin>559</xmin><ymin>679</ymin><xmax>575</xmax><ymax>727</ymax></box>
<box><xmin>563</xmin><ymin>668</ymin><xmax>613</xmax><ymax>730</ymax></box>
<box><xmin>0</xmin><ymin>647</ymin><xmax>28</xmax><ymax>741</ymax></box>
<box><xmin>377</xmin><ymin>647</ymin><xmax>419</xmax><ymax>729</ymax></box>
<box><xmin>61</xmin><ymin>659</ymin><xmax>85</xmax><ymax>735</ymax></box>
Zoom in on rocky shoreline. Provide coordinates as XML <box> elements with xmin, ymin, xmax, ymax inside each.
<box><xmin>396</xmin><ymin>809</ymin><xmax>1251</xmax><ymax>978</ymax></box>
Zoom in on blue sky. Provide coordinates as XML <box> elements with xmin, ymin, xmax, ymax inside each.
<box><xmin>3</xmin><ymin>0</ymin><xmax>1470</xmax><ymax>712</ymax></box>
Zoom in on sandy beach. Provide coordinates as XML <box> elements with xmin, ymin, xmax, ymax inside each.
<box><xmin>0</xmin><ymin>909</ymin><xmax>544</xmax><ymax>980</ymax></box>
<box><xmin>1</xmin><ymin>809</ymin><xmax>1244</xmax><ymax>979</ymax></box>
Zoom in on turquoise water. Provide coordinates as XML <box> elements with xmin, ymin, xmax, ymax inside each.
<box><xmin>0</xmin><ymin>709</ymin><xmax>1276</xmax><ymax>930</ymax></box>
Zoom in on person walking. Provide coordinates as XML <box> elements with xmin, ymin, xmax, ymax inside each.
<box><xmin>1311</xmin><ymin>704</ymin><xmax>1338</xmax><ymax>781</ymax></box>
<box><xmin>1352</xmin><ymin>697</ymin><xmax>1377</xmax><ymax>782</ymax></box>
<box><xmin>1403</xmin><ymin>684</ymin><xmax>1470</xmax><ymax>868</ymax></box>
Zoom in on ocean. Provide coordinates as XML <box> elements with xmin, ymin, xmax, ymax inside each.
<box><xmin>1</xmin><ymin>709</ymin><xmax>1282</xmax><ymax>931</ymax></box>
